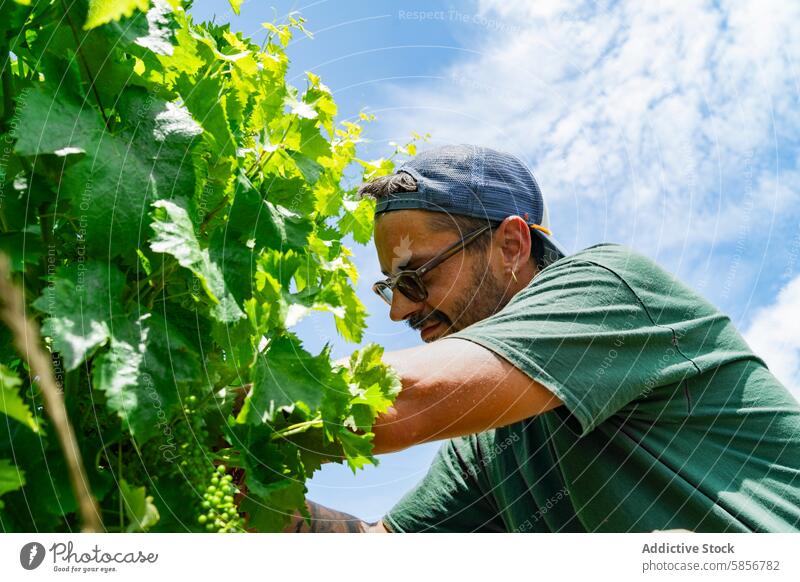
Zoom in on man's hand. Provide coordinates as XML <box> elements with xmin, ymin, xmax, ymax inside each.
<box><xmin>283</xmin><ymin>500</ymin><xmax>389</xmax><ymax>533</ymax></box>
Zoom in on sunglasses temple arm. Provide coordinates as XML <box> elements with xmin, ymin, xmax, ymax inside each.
<box><xmin>417</xmin><ymin>225</ymin><xmax>491</xmax><ymax>277</ymax></box>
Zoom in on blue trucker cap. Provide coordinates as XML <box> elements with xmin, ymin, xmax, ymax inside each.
<box><xmin>374</xmin><ymin>144</ymin><xmax>567</xmax><ymax>266</ymax></box>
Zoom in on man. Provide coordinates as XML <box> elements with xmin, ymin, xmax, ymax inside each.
<box><xmin>286</xmin><ymin>144</ymin><xmax>800</xmax><ymax>533</ymax></box>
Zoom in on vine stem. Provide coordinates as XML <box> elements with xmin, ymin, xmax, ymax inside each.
<box><xmin>1</xmin><ymin>47</ymin><xmax>15</xmax><ymax>131</ymax></box>
<box><xmin>270</xmin><ymin>417</ymin><xmax>323</xmax><ymax>440</ymax></box>
<box><xmin>0</xmin><ymin>254</ymin><xmax>103</xmax><ymax>532</ymax></box>
<box><xmin>59</xmin><ymin>0</ymin><xmax>110</xmax><ymax>127</ymax></box>
<box><xmin>245</xmin><ymin>118</ymin><xmax>297</xmax><ymax>179</ymax></box>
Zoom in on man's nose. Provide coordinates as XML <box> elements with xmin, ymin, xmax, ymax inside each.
<box><xmin>389</xmin><ymin>288</ymin><xmax>423</xmax><ymax>322</ymax></box>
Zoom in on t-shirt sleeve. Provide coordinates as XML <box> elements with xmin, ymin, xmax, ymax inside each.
<box><xmin>447</xmin><ymin>252</ymin><xmax>700</xmax><ymax>437</ymax></box>
<box><xmin>383</xmin><ymin>436</ymin><xmax>505</xmax><ymax>533</ymax></box>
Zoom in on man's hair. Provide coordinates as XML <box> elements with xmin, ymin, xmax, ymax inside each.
<box><xmin>358</xmin><ymin>172</ymin><xmax>545</xmax><ymax>269</ymax></box>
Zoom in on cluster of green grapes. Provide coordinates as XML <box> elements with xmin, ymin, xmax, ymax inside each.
<box><xmin>198</xmin><ymin>465</ymin><xmax>244</xmax><ymax>533</ymax></box>
<box><xmin>174</xmin><ymin>395</ymin><xmax>210</xmax><ymax>485</ymax></box>
<box><xmin>171</xmin><ymin>396</ymin><xmax>244</xmax><ymax>532</ymax></box>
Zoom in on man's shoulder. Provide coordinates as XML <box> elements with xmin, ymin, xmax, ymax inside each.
<box><xmin>544</xmin><ymin>243</ymin><xmax>671</xmax><ymax>289</ymax></box>
<box><xmin>555</xmin><ymin>242</ymin><xmax>649</xmax><ymax>269</ymax></box>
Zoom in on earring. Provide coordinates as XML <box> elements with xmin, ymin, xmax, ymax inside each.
<box><xmin>511</xmin><ymin>270</ymin><xmax>518</xmax><ymax>283</ymax></box>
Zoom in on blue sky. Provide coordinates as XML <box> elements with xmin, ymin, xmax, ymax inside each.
<box><xmin>192</xmin><ymin>0</ymin><xmax>800</xmax><ymax>521</ymax></box>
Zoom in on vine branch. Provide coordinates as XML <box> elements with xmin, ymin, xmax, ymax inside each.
<box><xmin>0</xmin><ymin>254</ymin><xmax>103</xmax><ymax>532</ymax></box>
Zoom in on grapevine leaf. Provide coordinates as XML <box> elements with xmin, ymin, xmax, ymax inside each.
<box><xmin>84</xmin><ymin>0</ymin><xmax>150</xmax><ymax>30</ymax></box>
<box><xmin>119</xmin><ymin>479</ymin><xmax>160</xmax><ymax>532</ymax></box>
<box><xmin>178</xmin><ymin>73</ymin><xmax>236</xmax><ymax>159</ymax></box>
<box><xmin>227</xmin><ymin>174</ymin><xmax>312</xmax><ymax>252</ymax></box>
<box><xmin>240</xmin><ymin>481</ymin><xmax>306</xmax><ymax>532</ymax></box>
<box><xmin>347</xmin><ymin>343</ymin><xmax>402</xmax><ymax>401</ymax></box>
<box><xmin>284</xmin><ymin>95</ymin><xmax>317</xmax><ymax>120</ymax></box>
<box><xmin>332</xmin><ymin>279</ymin><xmax>367</xmax><ymax>343</ymax></box>
<box><xmin>0</xmin><ymin>232</ymin><xmax>43</xmax><ymax>273</ymax></box>
<box><xmin>297</xmin><ymin>117</ymin><xmax>331</xmax><ymax>161</ymax></box>
<box><xmin>344</xmin><ymin>344</ymin><xmax>401</xmax><ymax>431</ymax></box>
<box><xmin>228</xmin><ymin>0</ymin><xmax>243</xmax><ymax>15</ymax></box>
<box><xmin>238</xmin><ymin>492</ymin><xmax>287</xmax><ymax>533</ymax></box>
<box><xmin>209</xmin><ymin>230</ymin><xmax>255</xmax><ymax>305</ymax></box>
<box><xmin>0</xmin><ymin>459</ymin><xmax>26</xmax><ymax>506</ymax></box>
<box><xmin>337</xmin><ymin>428</ymin><xmax>375</xmax><ymax>472</ymax></box>
<box><xmin>0</xmin><ymin>3</ymin><xmax>29</xmax><ymax>48</ymax></box>
<box><xmin>287</xmin><ymin>150</ymin><xmax>323</xmax><ymax>184</ymax></box>
<box><xmin>12</xmin><ymin>85</ymin><xmax>105</xmax><ymax>157</ymax></box>
<box><xmin>109</xmin><ymin>0</ymin><xmax>178</xmax><ymax>56</ymax></box>
<box><xmin>0</xmin><ymin>418</ymin><xmax>113</xmax><ymax>526</ymax></box>
<box><xmin>262</xmin><ymin>175</ymin><xmax>315</xmax><ymax>215</ymax></box>
<box><xmin>15</xmin><ymin>85</ymin><xmax>200</xmax><ymax>258</ymax></box>
<box><xmin>339</xmin><ymin>196</ymin><xmax>376</xmax><ymax>245</ymax></box>
<box><xmin>0</xmin><ymin>364</ymin><xmax>41</xmax><ymax>434</ymax></box>
<box><xmin>239</xmin><ymin>334</ymin><xmax>334</xmax><ymax>424</ymax></box>
<box><xmin>150</xmin><ymin>199</ymin><xmax>245</xmax><ymax>322</ymax></box>
<box><xmin>32</xmin><ymin>262</ymin><xmax>126</xmax><ymax>371</ymax></box>
<box><xmin>313</xmin><ymin>179</ymin><xmax>342</xmax><ymax>216</ymax></box>
<box><xmin>92</xmin><ymin>313</ymin><xmax>200</xmax><ymax>442</ymax></box>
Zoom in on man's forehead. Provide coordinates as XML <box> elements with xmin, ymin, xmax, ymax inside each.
<box><xmin>374</xmin><ymin>211</ymin><xmax>438</xmax><ymax>274</ymax></box>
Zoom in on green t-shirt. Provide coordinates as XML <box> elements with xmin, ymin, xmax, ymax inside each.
<box><xmin>383</xmin><ymin>243</ymin><xmax>800</xmax><ymax>533</ymax></box>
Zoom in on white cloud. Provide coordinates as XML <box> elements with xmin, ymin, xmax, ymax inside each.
<box><xmin>374</xmin><ymin>0</ymin><xmax>800</xmax><ymax>260</ymax></box>
<box><xmin>744</xmin><ymin>275</ymin><xmax>800</xmax><ymax>398</ymax></box>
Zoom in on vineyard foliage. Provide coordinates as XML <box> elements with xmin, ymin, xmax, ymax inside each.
<box><xmin>0</xmin><ymin>0</ymin><xmax>406</xmax><ymax>532</ymax></box>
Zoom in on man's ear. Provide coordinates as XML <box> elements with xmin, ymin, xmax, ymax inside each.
<box><xmin>496</xmin><ymin>215</ymin><xmax>532</xmax><ymax>272</ymax></box>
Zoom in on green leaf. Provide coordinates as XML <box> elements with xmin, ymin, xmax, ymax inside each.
<box><xmin>0</xmin><ymin>364</ymin><xmax>41</xmax><ymax>434</ymax></box>
<box><xmin>178</xmin><ymin>73</ymin><xmax>236</xmax><ymax>159</ymax></box>
<box><xmin>150</xmin><ymin>199</ymin><xmax>245</xmax><ymax>322</ymax></box>
<box><xmin>332</xmin><ymin>279</ymin><xmax>367</xmax><ymax>343</ymax></box>
<box><xmin>347</xmin><ymin>343</ymin><xmax>402</xmax><ymax>401</ymax></box>
<box><xmin>239</xmin><ymin>334</ymin><xmax>337</xmax><ymax>424</ymax></box>
<box><xmin>119</xmin><ymin>479</ymin><xmax>160</xmax><ymax>531</ymax></box>
<box><xmin>240</xmin><ymin>480</ymin><xmax>306</xmax><ymax>532</ymax></box>
<box><xmin>337</xmin><ymin>428</ymin><xmax>375</xmax><ymax>472</ymax></box>
<box><xmin>0</xmin><ymin>459</ymin><xmax>26</xmax><ymax>507</ymax></box>
<box><xmin>228</xmin><ymin>0</ymin><xmax>243</xmax><ymax>15</ymax></box>
<box><xmin>92</xmin><ymin>313</ymin><xmax>198</xmax><ymax>441</ymax></box>
<box><xmin>285</xmin><ymin>95</ymin><xmax>317</xmax><ymax>120</ymax></box>
<box><xmin>84</xmin><ymin>0</ymin><xmax>150</xmax><ymax>30</ymax></box>
<box><xmin>287</xmin><ymin>151</ymin><xmax>323</xmax><ymax>184</ymax></box>
<box><xmin>15</xmin><ymin>85</ymin><xmax>200</xmax><ymax>258</ymax></box>
<box><xmin>227</xmin><ymin>173</ymin><xmax>312</xmax><ymax>252</ymax></box>
<box><xmin>0</xmin><ymin>232</ymin><xmax>44</xmax><ymax>273</ymax></box>
<box><xmin>12</xmin><ymin>85</ymin><xmax>105</xmax><ymax>158</ymax></box>
<box><xmin>339</xmin><ymin>197</ymin><xmax>375</xmax><ymax>245</ymax></box>
<box><xmin>344</xmin><ymin>343</ymin><xmax>401</xmax><ymax>430</ymax></box>
<box><xmin>107</xmin><ymin>0</ymin><xmax>178</xmax><ymax>56</ymax></box>
<box><xmin>32</xmin><ymin>262</ymin><xmax>127</xmax><ymax>371</ymax></box>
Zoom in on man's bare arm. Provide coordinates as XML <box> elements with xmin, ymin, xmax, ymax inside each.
<box><xmin>371</xmin><ymin>337</ymin><xmax>564</xmax><ymax>454</ymax></box>
<box><xmin>283</xmin><ymin>500</ymin><xmax>389</xmax><ymax>533</ymax></box>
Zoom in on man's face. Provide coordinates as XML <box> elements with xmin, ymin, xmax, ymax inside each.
<box><xmin>373</xmin><ymin>210</ymin><xmax>512</xmax><ymax>343</ymax></box>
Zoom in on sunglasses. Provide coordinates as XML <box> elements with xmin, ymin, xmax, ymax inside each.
<box><xmin>372</xmin><ymin>224</ymin><xmax>493</xmax><ymax>305</ymax></box>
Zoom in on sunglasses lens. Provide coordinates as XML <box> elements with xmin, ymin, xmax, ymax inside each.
<box><xmin>396</xmin><ymin>275</ymin><xmax>426</xmax><ymax>303</ymax></box>
<box><xmin>373</xmin><ymin>282</ymin><xmax>393</xmax><ymax>305</ymax></box>
<box><xmin>373</xmin><ymin>275</ymin><xmax>427</xmax><ymax>306</ymax></box>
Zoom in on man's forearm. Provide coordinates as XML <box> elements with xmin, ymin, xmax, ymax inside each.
<box><xmin>283</xmin><ymin>500</ymin><xmax>389</xmax><ymax>533</ymax></box>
